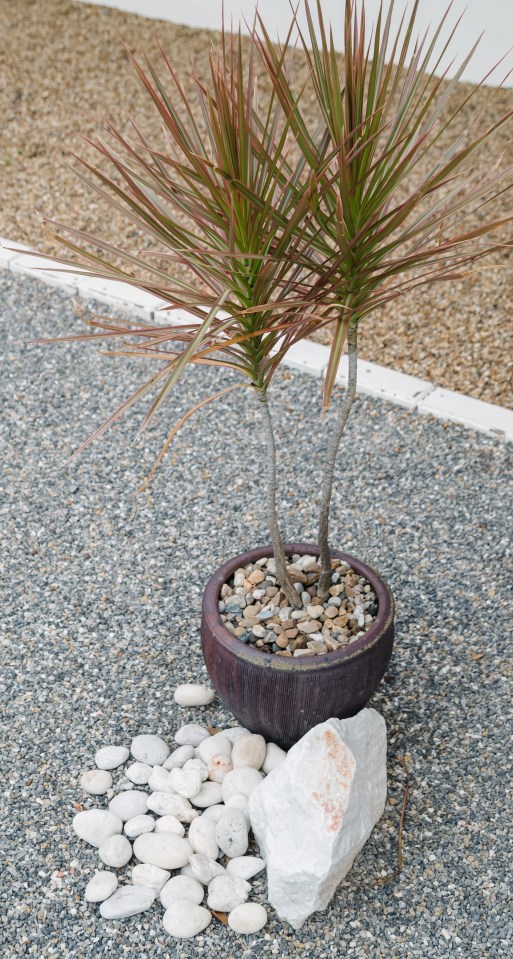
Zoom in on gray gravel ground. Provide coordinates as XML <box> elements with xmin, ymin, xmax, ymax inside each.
<box><xmin>1</xmin><ymin>271</ymin><xmax>512</xmax><ymax>959</ymax></box>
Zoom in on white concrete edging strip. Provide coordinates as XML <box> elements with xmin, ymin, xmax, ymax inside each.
<box><xmin>2</xmin><ymin>240</ymin><xmax>512</xmax><ymax>443</ymax></box>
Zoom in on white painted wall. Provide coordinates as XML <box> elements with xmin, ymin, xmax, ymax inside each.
<box><xmin>80</xmin><ymin>0</ymin><xmax>513</xmax><ymax>86</ymax></box>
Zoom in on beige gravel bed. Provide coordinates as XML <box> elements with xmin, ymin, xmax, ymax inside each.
<box><xmin>1</xmin><ymin>0</ymin><xmax>512</xmax><ymax>408</ymax></box>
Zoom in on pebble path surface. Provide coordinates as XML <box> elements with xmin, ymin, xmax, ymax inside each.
<box><xmin>2</xmin><ymin>272</ymin><xmax>513</xmax><ymax>957</ymax></box>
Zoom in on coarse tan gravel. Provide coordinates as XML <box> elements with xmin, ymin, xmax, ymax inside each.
<box><xmin>1</xmin><ymin>1</ymin><xmax>512</xmax><ymax>408</ymax></box>
<box><xmin>1</xmin><ymin>272</ymin><xmax>513</xmax><ymax>957</ymax></box>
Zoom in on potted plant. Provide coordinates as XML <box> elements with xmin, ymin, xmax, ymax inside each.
<box><xmin>34</xmin><ymin>1</ymin><xmax>512</xmax><ymax>747</ymax></box>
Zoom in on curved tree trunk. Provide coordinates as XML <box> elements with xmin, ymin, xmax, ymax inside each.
<box><xmin>317</xmin><ymin>324</ymin><xmax>358</xmax><ymax>599</ymax></box>
<box><xmin>257</xmin><ymin>388</ymin><xmax>301</xmax><ymax>609</ymax></box>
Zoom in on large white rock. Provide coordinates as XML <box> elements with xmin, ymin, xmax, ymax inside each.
<box><xmin>131</xmin><ymin>734</ymin><xmax>170</xmax><ymax>766</ymax></box>
<box><xmin>147</xmin><ymin>766</ymin><xmax>173</xmax><ymax>793</ymax></box>
<box><xmin>249</xmin><ymin>710</ymin><xmax>387</xmax><ymax>929</ymax></box>
<box><xmin>72</xmin><ymin>810</ymin><xmax>123</xmax><ymax>848</ymax></box>
<box><xmin>133</xmin><ymin>833</ymin><xmax>193</xmax><ymax>870</ymax></box>
<box><xmin>173</xmin><ymin>684</ymin><xmax>216</xmax><ymax>707</ymax></box>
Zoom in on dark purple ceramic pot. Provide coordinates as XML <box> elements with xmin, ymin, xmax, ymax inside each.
<box><xmin>201</xmin><ymin>543</ymin><xmax>394</xmax><ymax>749</ymax></box>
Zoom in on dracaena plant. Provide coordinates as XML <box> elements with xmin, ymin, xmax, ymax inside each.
<box><xmin>35</xmin><ymin>2</ymin><xmax>512</xmax><ymax>608</ymax></box>
<box><xmin>35</xmin><ymin>26</ymin><xmax>340</xmax><ymax>609</ymax></box>
<box><xmin>256</xmin><ymin>0</ymin><xmax>513</xmax><ymax>596</ymax></box>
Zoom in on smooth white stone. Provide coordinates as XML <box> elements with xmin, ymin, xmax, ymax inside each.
<box><xmin>228</xmin><ymin>902</ymin><xmax>268</xmax><ymax>934</ymax></box>
<box><xmin>84</xmin><ymin>871</ymin><xmax>118</xmax><ymax>903</ymax></box>
<box><xmin>99</xmin><ymin>884</ymin><xmax>155</xmax><ymax>919</ymax></box>
<box><xmin>207</xmin><ymin>754</ymin><xmax>233</xmax><ymax>783</ymax></box>
<box><xmin>132</xmin><ymin>862</ymin><xmax>170</xmax><ymax>893</ymax></box>
<box><xmin>160</xmin><ymin>875</ymin><xmax>204</xmax><ymax>909</ymax></box>
<box><xmin>173</xmin><ymin>684</ymin><xmax>216</xmax><ymax>707</ymax></box>
<box><xmin>163</xmin><ymin>745</ymin><xmax>195</xmax><ymax>770</ymax></box>
<box><xmin>131</xmin><ymin>734</ymin><xmax>170</xmax><ymax>767</ymax></box>
<box><xmin>224</xmin><ymin>794</ymin><xmax>250</xmax><ymax>825</ymax></box>
<box><xmin>197</xmin><ymin>733</ymin><xmax>232</xmax><ymax>765</ymax></box>
<box><xmin>199</xmin><ymin>804</ymin><xmax>226</xmax><ymax>823</ymax></box>
<box><xmin>215</xmin><ymin>808</ymin><xmax>249</xmax><ymax>858</ymax></box>
<box><xmin>80</xmin><ymin>769</ymin><xmax>113</xmax><ymax>795</ymax></box>
<box><xmin>147</xmin><ymin>766</ymin><xmax>173</xmax><ymax>792</ymax></box>
<box><xmin>226</xmin><ymin>856</ymin><xmax>265</xmax><ymax>881</ymax></box>
<box><xmin>169</xmin><ymin>767</ymin><xmax>203</xmax><ymax>799</ymax></box>
<box><xmin>133</xmin><ymin>833</ymin><xmax>193</xmax><ymax>870</ymax></box>
<box><xmin>231</xmin><ymin>734</ymin><xmax>266</xmax><ymax>771</ymax></box>
<box><xmin>153</xmin><ymin>815</ymin><xmax>185</xmax><ymax>836</ymax></box>
<box><xmin>98</xmin><ymin>834</ymin><xmax>132</xmax><ymax>868</ymax></box>
<box><xmin>124</xmin><ymin>815</ymin><xmax>155</xmax><ymax>839</ymax></box>
<box><xmin>223</xmin><ymin>727</ymin><xmax>251</xmax><ymax>744</ymax></box>
<box><xmin>125</xmin><ymin>762</ymin><xmax>152</xmax><ymax>785</ymax></box>
<box><xmin>146</xmin><ymin>791</ymin><xmax>194</xmax><ymax>820</ymax></box>
<box><xmin>207</xmin><ymin>875</ymin><xmax>251</xmax><ymax>912</ymax></box>
<box><xmin>190</xmin><ymin>781</ymin><xmax>223</xmax><ymax>808</ymax></box>
<box><xmin>182</xmin><ymin>758</ymin><xmax>208</xmax><ymax>782</ymax></box>
<box><xmin>262</xmin><ymin>742</ymin><xmax>287</xmax><ymax>775</ymax></box>
<box><xmin>174</xmin><ymin>724</ymin><xmax>210</xmax><ymax>747</ymax></box>
<box><xmin>189</xmin><ymin>854</ymin><xmax>225</xmax><ymax>884</ymax></box>
<box><xmin>249</xmin><ymin>711</ymin><xmax>387</xmax><ymax>929</ymax></box>
<box><xmin>109</xmin><ymin>790</ymin><xmax>149</xmax><ymax>822</ymax></box>
<box><xmin>188</xmin><ymin>816</ymin><xmax>219</xmax><ymax>860</ymax></box>
<box><xmin>221</xmin><ymin>767</ymin><xmax>264</xmax><ymax>802</ymax></box>
<box><xmin>163</xmin><ymin>900</ymin><xmax>212</xmax><ymax>939</ymax></box>
<box><xmin>95</xmin><ymin>746</ymin><xmax>129</xmax><ymax>770</ymax></box>
<box><xmin>180</xmin><ymin>863</ymin><xmax>196</xmax><ymax>878</ymax></box>
<box><xmin>73</xmin><ymin>810</ymin><xmax>123</xmax><ymax>848</ymax></box>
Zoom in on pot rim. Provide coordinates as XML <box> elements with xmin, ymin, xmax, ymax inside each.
<box><xmin>202</xmin><ymin>542</ymin><xmax>394</xmax><ymax>672</ymax></box>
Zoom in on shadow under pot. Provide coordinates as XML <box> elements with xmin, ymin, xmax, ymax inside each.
<box><xmin>201</xmin><ymin>543</ymin><xmax>394</xmax><ymax>750</ymax></box>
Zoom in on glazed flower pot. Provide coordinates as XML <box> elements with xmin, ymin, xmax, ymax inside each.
<box><xmin>201</xmin><ymin>543</ymin><xmax>394</xmax><ymax>749</ymax></box>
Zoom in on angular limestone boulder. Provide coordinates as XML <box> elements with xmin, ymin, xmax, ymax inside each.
<box><xmin>249</xmin><ymin>709</ymin><xmax>387</xmax><ymax>929</ymax></box>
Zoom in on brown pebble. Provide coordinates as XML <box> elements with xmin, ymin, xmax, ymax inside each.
<box><xmin>281</xmin><ymin>619</ymin><xmax>294</xmax><ymax>630</ymax></box>
<box><xmin>324</xmin><ymin>606</ymin><xmax>339</xmax><ymax>619</ymax></box>
<box><xmin>293</xmin><ymin>649</ymin><xmax>313</xmax><ymax>657</ymax></box>
<box><xmin>276</xmin><ymin>635</ymin><xmax>289</xmax><ymax>649</ymax></box>
<box><xmin>248</xmin><ymin>570</ymin><xmax>265</xmax><ymax>585</ymax></box>
<box><xmin>266</xmin><ymin>586</ymin><xmax>279</xmax><ymax>598</ymax></box>
<box><xmin>289</xmin><ymin>570</ymin><xmax>307</xmax><ymax>585</ymax></box>
<box><xmin>298</xmin><ymin>621</ymin><xmax>320</xmax><ymax>634</ymax></box>
<box><xmin>303</xmin><ymin>562</ymin><xmax>320</xmax><ymax>573</ymax></box>
<box><xmin>329</xmin><ymin>585</ymin><xmax>344</xmax><ymax>596</ymax></box>
<box><xmin>234</xmin><ymin>626</ymin><xmax>245</xmax><ymax>637</ymax></box>
<box><xmin>291</xmin><ymin>636</ymin><xmax>307</xmax><ymax>651</ymax></box>
<box><xmin>332</xmin><ymin>614</ymin><xmax>350</xmax><ymax>627</ymax></box>
<box><xmin>285</xmin><ymin>628</ymin><xmax>299</xmax><ymax>639</ymax></box>
<box><xmin>276</xmin><ymin>650</ymin><xmax>293</xmax><ymax>657</ymax></box>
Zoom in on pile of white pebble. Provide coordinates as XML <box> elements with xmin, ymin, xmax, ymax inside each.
<box><xmin>73</xmin><ymin>683</ymin><xmax>282</xmax><ymax>939</ymax></box>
